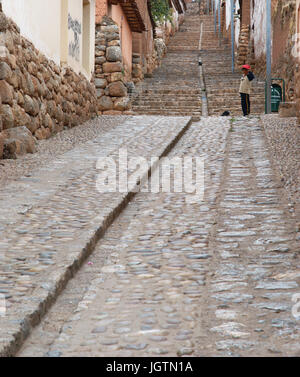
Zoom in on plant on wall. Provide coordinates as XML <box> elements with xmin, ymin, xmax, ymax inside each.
<box><xmin>150</xmin><ymin>0</ymin><xmax>172</xmax><ymax>24</ymax></box>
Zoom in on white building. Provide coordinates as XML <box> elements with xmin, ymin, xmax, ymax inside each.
<box><xmin>1</xmin><ymin>0</ymin><xmax>95</xmax><ymax>79</ymax></box>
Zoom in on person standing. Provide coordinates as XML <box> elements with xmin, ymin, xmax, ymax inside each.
<box><xmin>239</xmin><ymin>64</ymin><xmax>255</xmax><ymax>116</ymax></box>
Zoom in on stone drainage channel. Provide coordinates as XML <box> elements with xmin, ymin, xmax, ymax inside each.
<box><xmin>198</xmin><ymin>21</ymin><xmax>208</xmax><ymax>117</ymax></box>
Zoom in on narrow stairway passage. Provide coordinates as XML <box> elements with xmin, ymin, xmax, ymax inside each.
<box><xmin>133</xmin><ymin>3</ymin><xmax>266</xmax><ymax>118</ymax></box>
<box><xmin>200</xmin><ymin>14</ymin><xmax>265</xmax><ymax>116</ymax></box>
<box><xmin>132</xmin><ymin>2</ymin><xmax>202</xmax><ymax>117</ymax></box>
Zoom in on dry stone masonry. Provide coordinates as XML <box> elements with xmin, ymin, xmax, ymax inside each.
<box><xmin>94</xmin><ymin>17</ymin><xmax>131</xmax><ymax>115</ymax></box>
<box><xmin>0</xmin><ymin>9</ymin><xmax>98</xmax><ymax>159</ymax></box>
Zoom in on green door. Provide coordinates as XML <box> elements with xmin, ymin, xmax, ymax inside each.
<box><xmin>271</xmin><ymin>84</ymin><xmax>282</xmax><ymax>112</ymax></box>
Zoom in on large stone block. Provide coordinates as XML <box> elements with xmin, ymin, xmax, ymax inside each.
<box><xmin>106</xmin><ymin>33</ymin><xmax>120</xmax><ymax>43</ymax></box>
<box><xmin>106</xmin><ymin>46</ymin><xmax>122</xmax><ymax>62</ymax></box>
<box><xmin>0</xmin><ymin>132</ymin><xmax>4</xmax><ymax>159</ymax></box>
<box><xmin>95</xmin><ymin>56</ymin><xmax>106</xmax><ymax>65</ymax></box>
<box><xmin>24</xmin><ymin>95</ymin><xmax>39</xmax><ymax>116</ymax></box>
<box><xmin>7</xmin><ymin>71</ymin><xmax>19</xmax><ymax>89</ymax></box>
<box><xmin>108</xmin><ymin>81</ymin><xmax>127</xmax><ymax>97</ymax></box>
<box><xmin>101</xmin><ymin>25</ymin><xmax>119</xmax><ymax>34</ymax></box>
<box><xmin>44</xmin><ymin>113</ymin><xmax>55</xmax><ymax>133</ymax></box>
<box><xmin>24</xmin><ymin>72</ymin><xmax>35</xmax><ymax>96</ymax></box>
<box><xmin>0</xmin><ymin>61</ymin><xmax>12</xmax><ymax>80</ymax></box>
<box><xmin>4</xmin><ymin>30</ymin><xmax>15</xmax><ymax>54</ymax></box>
<box><xmin>0</xmin><ymin>80</ymin><xmax>13</xmax><ymax>104</ymax></box>
<box><xmin>0</xmin><ymin>13</ymin><xmax>9</xmax><ymax>32</ymax></box>
<box><xmin>113</xmin><ymin>97</ymin><xmax>131</xmax><ymax>111</ymax></box>
<box><xmin>35</xmin><ymin>126</ymin><xmax>51</xmax><ymax>140</ymax></box>
<box><xmin>103</xmin><ymin>62</ymin><xmax>123</xmax><ymax>73</ymax></box>
<box><xmin>1</xmin><ymin>104</ymin><xmax>14</xmax><ymax>129</ymax></box>
<box><xmin>110</xmin><ymin>72</ymin><xmax>123</xmax><ymax>82</ymax></box>
<box><xmin>7</xmin><ymin>53</ymin><xmax>17</xmax><ymax>69</ymax></box>
<box><xmin>2</xmin><ymin>126</ymin><xmax>36</xmax><ymax>159</ymax></box>
<box><xmin>107</xmin><ymin>40</ymin><xmax>120</xmax><ymax>47</ymax></box>
<box><xmin>95</xmin><ymin>78</ymin><xmax>107</xmax><ymax>89</ymax></box>
<box><xmin>12</xmin><ymin>103</ymin><xmax>28</xmax><ymax>127</ymax></box>
<box><xmin>98</xmin><ymin>95</ymin><xmax>113</xmax><ymax>111</ymax></box>
<box><xmin>26</xmin><ymin>116</ymin><xmax>39</xmax><ymax>134</ymax></box>
<box><xmin>31</xmin><ymin>75</ymin><xmax>42</xmax><ymax>97</ymax></box>
<box><xmin>96</xmin><ymin>88</ymin><xmax>105</xmax><ymax>98</ymax></box>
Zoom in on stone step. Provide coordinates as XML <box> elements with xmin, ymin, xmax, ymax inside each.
<box><xmin>132</xmin><ymin>106</ymin><xmax>201</xmax><ymax>112</ymax></box>
<box><xmin>134</xmin><ymin>111</ymin><xmax>201</xmax><ymax>116</ymax></box>
<box><xmin>132</xmin><ymin>96</ymin><xmax>201</xmax><ymax>102</ymax></box>
<box><xmin>132</xmin><ymin>101</ymin><xmax>201</xmax><ymax>106</ymax></box>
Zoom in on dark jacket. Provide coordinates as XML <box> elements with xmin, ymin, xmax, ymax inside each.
<box><xmin>247</xmin><ymin>71</ymin><xmax>255</xmax><ymax>82</ymax></box>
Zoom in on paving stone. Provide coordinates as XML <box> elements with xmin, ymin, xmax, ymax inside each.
<box><xmin>255</xmin><ymin>282</ymin><xmax>298</xmax><ymax>290</ymax></box>
<box><xmin>15</xmin><ymin>5</ymin><xmax>300</xmax><ymax>358</ymax></box>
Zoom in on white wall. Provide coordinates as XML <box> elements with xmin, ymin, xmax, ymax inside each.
<box><xmin>2</xmin><ymin>0</ymin><xmax>62</xmax><ymax>65</ymax></box>
<box><xmin>2</xmin><ymin>0</ymin><xmax>95</xmax><ymax>79</ymax></box>
<box><xmin>235</xmin><ymin>0</ymin><xmax>240</xmax><ymax>47</ymax></box>
<box><xmin>67</xmin><ymin>0</ymin><xmax>83</xmax><ymax>73</ymax></box>
<box><xmin>251</xmin><ymin>0</ymin><xmax>267</xmax><ymax>58</ymax></box>
<box><xmin>226</xmin><ymin>0</ymin><xmax>231</xmax><ymax>30</ymax></box>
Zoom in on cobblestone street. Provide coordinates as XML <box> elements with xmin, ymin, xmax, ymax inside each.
<box><xmin>0</xmin><ymin>1</ymin><xmax>299</xmax><ymax>358</ymax></box>
<box><xmin>17</xmin><ymin>116</ymin><xmax>300</xmax><ymax>357</ymax></box>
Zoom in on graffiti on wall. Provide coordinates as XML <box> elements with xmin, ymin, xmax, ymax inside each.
<box><xmin>68</xmin><ymin>13</ymin><xmax>82</xmax><ymax>62</ymax></box>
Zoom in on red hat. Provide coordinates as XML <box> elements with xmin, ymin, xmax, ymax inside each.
<box><xmin>242</xmin><ymin>64</ymin><xmax>251</xmax><ymax>70</ymax></box>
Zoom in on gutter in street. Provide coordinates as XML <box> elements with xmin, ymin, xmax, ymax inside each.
<box><xmin>198</xmin><ymin>20</ymin><xmax>208</xmax><ymax>117</ymax></box>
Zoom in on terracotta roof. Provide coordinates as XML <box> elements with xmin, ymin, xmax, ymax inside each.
<box><xmin>108</xmin><ymin>0</ymin><xmax>146</xmax><ymax>32</ymax></box>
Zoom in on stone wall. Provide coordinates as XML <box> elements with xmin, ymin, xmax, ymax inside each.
<box><xmin>236</xmin><ymin>24</ymin><xmax>250</xmax><ymax>67</ymax></box>
<box><xmin>296</xmin><ymin>0</ymin><xmax>300</xmax><ymax>122</ymax></box>
<box><xmin>0</xmin><ymin>9</ymin><xmax>98</xmax><ymax>159</ymax></box>
<box><xmin>236</xmin><ymin>0</ymin><xmax>251</xmax><ymax>67</ymax></box>
<box><xmin>94</xmin><ymin>16</ymin><xmax>131</xmax><ymax>114</ymax></box>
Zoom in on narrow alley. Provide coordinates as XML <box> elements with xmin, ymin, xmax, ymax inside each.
<box><xmin>0</xmin><ymin>1</ymin><xmax>299</xmax><ymax>359</ymax></box>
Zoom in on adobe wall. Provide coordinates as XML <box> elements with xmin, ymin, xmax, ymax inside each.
<box><xmin>96</xmin><ymin>0</ymin><xmax>108</xmax><ymax>23</ymax></box>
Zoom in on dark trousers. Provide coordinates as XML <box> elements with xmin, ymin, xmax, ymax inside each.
<box><xmin>240</xmin><ymin>93</ymin><xmax>250</xmax><ymax>116</ymax></box>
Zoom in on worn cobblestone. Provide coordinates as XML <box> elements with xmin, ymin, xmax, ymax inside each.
<box><xmin>18</xmin><ymin>116</ymin><xmax>299</xmax><ymax>357</ymax></box>
<box><xmin>0</xmin><ymin>115</ymin><xmax>191</xmax><ymax>355</ymax></box>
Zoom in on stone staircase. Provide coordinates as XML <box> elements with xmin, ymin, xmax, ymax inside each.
<box><xmin>200</xmin><ymin>15</ymin><xmax>265</xmax><ymax>116</ymax></box>
<box><xmin>131</xmin><ymin>4</ymin><xmax>265</xmax><ymax>118</ymax></box>
<box><xmin>131</xmin><ymin>3</ymin><xmax>202</xmax><ymax>117</ymax></box>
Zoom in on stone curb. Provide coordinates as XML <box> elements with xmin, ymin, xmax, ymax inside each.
<box><xmin>0</xmin><ymin>116</ymin><xmax>193</xmax><ymax>357</ymax></box>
